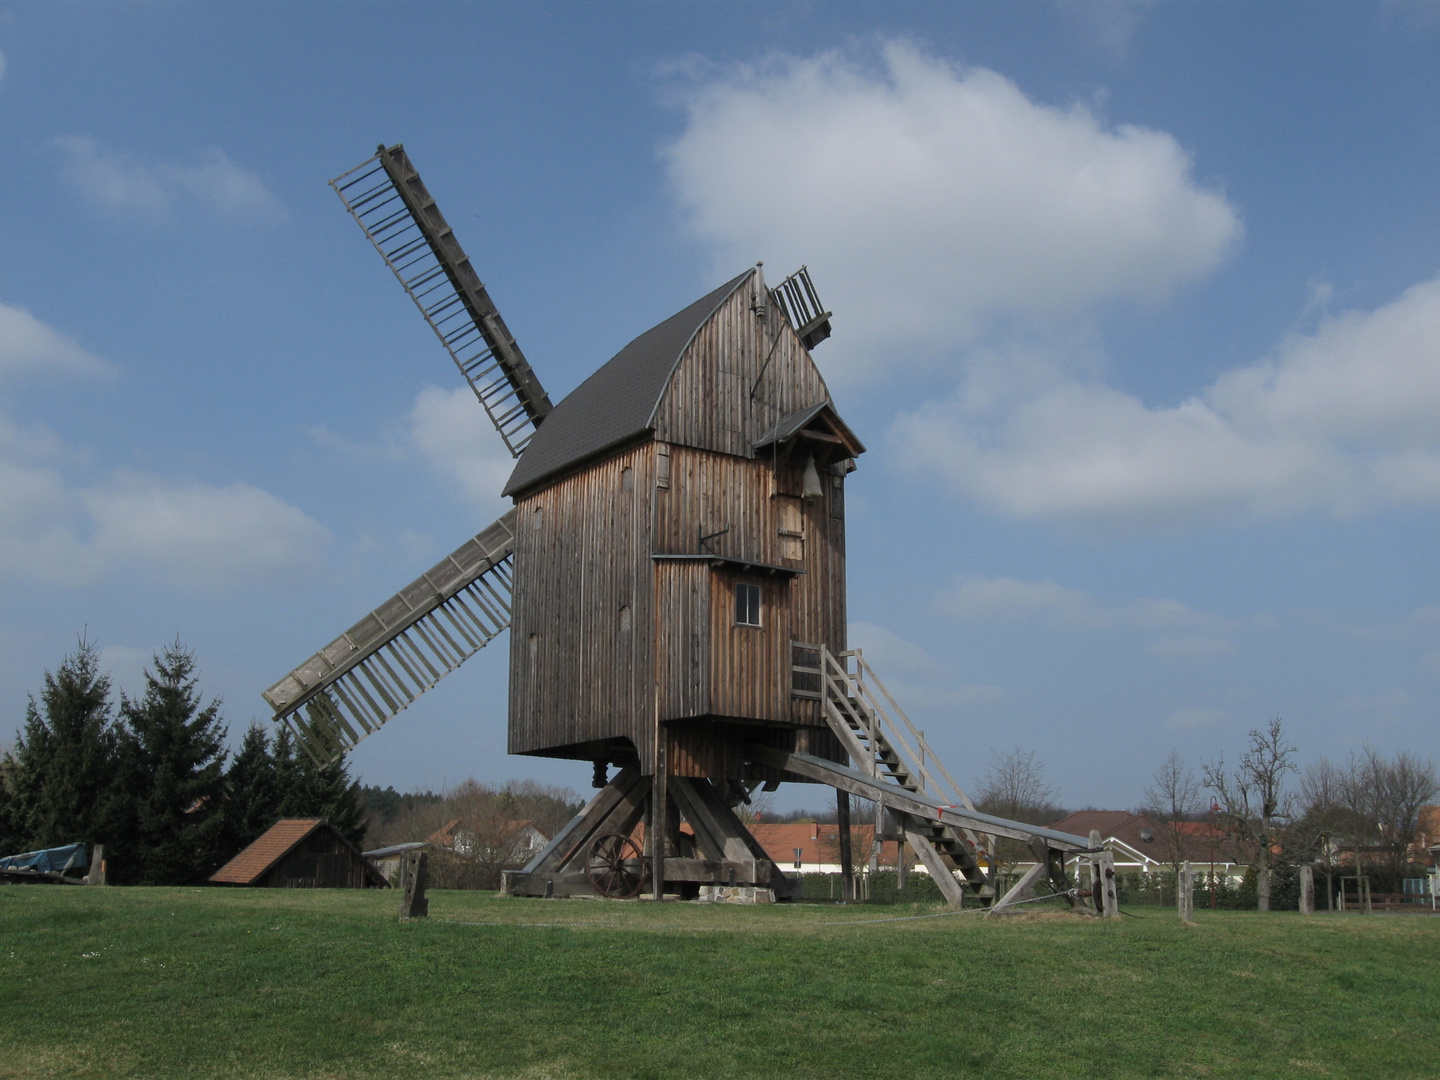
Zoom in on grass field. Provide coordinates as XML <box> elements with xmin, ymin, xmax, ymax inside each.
<box><xmin>1</xmin><ymin>886</ymin><xmax>1436</xmax><ymax>1079</ymax></box>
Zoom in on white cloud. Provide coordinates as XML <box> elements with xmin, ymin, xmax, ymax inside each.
<box><xmin>896</xmin><ymin>275</ymin><xmax>1440</xmax><ymax>525</ymax></box>
<box><xmin>408</xmin><ymin>385</ymin><xmax>515</xmax><ymax>520</ymax></box>
<box><xmin>1339</xmin><ymin>688</ymin><xmax>1410</xmax><ymax>717</ymax></box>
<box><xmin>83</xmin><ymin>476</ymin><xmax>330</xmax><ymax>591</ymax></box>
<box><xmin>849</xmin><ymin>620</ymin><xmax>943</xmax><ymax>676</ymax></box>
<box><xmin>1059</xmin><ymin>0</ymin><xmax>1158</xmax><ymax>58</ymax></box>
<box><xmin>0</xmin><ymin>303</ymin><xmax>112</xmax><ymax>384</ymax></box>
<box><xmin>941</xmin><ymin>575</ymin><xmax>1223</xmax><ymax>632</ymax></box>
<box><xmin>940</xmin><ymin>575</ymin><xmax>1241</xmax><ymax>659</ymax></box>
<box><xmin>665</xmin><ymin>40</ymin><xmax>1240</xmax><ymax>377</ymax></box>
<box><xmin>1147</xmin><ymin>635</ymin><xmax>1235</xmax><ymax>659</ymax></box>
<box><xmin>1166</xmin><ymin>707</ymin><xmax>1226</xmax><ymax>731</ymax></box>
<box><xmin>53</xmin><ymin>136</ymin><xmax>282</xmax><ymax>222</ymax></box>
<box><xmin>847</xmin><ymin>620</ymin><xmax>1004</xmax><ymax>709</ymax></box>
<box><xmin>0</xmin><ymin>306</ymin><xmax>328</xmax><ymax>590</ymax></box>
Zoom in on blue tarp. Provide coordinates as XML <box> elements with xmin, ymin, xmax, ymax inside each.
<box><xmin>0</xmin><ymin>843</ymin><xmax>88</xmax><ymax>874</ymax></box>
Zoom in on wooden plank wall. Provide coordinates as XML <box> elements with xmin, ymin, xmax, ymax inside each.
<box><xmin>652</xmin><ymin>271</ymin><xmax>831</xmax><ymax>460</ymax></box>
<box><xmin>654</xmin><ymin>559</ymin><xmax>710</xmax><ymax>721</ymax></box>
<box><xmin>653</xmin><ymin>445</ymin><xmax>847</xmax><ymax>731</ymax></box>
<box><xmin>507</xmin><ymin>267</ymin><xmax>855</xmax><ymax>775</ymax></box>
<box><xmin>508</xmin><ymin>442</ymin><xmax>655</xmax><ymax>766</ymax></box>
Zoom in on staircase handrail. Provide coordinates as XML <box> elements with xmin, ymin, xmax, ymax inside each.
<box><xmin>845</xmin><ymin>648</ymin><xmax>977</xmax><ymax>813</ymax></box>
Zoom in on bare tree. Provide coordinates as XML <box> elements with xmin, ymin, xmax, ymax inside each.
<box><xmin>1359</xmin><ymin>746</ymin><xmax>1438</xmax><ymax>882</ymax></box>
<box><xmin>371</xmin><ymin>777</ymin><xmax>580</xmax><ymax>890</ymax></box>
<box><xmin>1142</xmin><ymin>749</ymin><xmax>1202</xmax><ymax>876</ymax></box>
<box><xmin>1298</xmin><ymin>757</ymin><xmax>1348</xmax><ymax>908</ymax></box>
<box><xmin>974</xmin><ymin>747</ymin><xmax>1060</xmax><ymax>886</ymax></box>
<box><xmin>1203</xmin><ymin>717</ymin><xmax>1297</xmax><ymax>911</ymax></box>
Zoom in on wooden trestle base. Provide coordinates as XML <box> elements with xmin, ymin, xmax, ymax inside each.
<box><xmin>501</xmin><ymin>766</ymin><xmax>799</xmax><ymax>902</ymax></box>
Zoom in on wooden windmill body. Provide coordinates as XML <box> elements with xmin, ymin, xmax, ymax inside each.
<box><xmin>264</xmin><ymin>144</ymin><xmax>1102</xmax><ymax>908</ymax></box>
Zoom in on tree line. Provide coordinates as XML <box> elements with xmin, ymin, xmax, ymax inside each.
<box><xmin>1139</xmin><ymin>719</ymin><xmax>1436</xmax><ymax>908</ymax></box>
<box><xmin>964</xmin><ymin>722</ymin><xmax>1437</xmax><ymax>910</ymax></box>
<box><xmin>0</xmin><ymin>640</ymin><xmax>366</xmax><ymax>885</ymax></box>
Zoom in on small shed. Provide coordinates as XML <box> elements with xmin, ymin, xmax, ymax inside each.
<box><xmin>211</xmin><ymin>818</ymin><xmax>388</xmax><ymax>889</ymax></box>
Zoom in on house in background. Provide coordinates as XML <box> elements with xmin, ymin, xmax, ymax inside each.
<box><xmin>362</xmin><ymin>841</ymin><xmax>427</xmax><ymax>885</ymax></box>
<box><xmin>427</xmin><ymin>818</ymin><xmax>550</xmax><ymax>861</ymax></box>
<box><xmin>1043</xmin><ymin>810</ymin><xmax>1248</xmax><ymax>884</ymax></box>
<box><xmin>211</xmin><ymin>819</ymin><xmax>388</xmax><ymax>889</ymax></box>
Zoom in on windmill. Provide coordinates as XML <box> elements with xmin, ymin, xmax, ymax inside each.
<box><xmin>262</xmin><ymin>144</ymin><xmax>1108</xmax><ymax>911</ymax></box>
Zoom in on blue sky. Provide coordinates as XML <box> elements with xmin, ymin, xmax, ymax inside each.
<box><xmin>1</xmin><ymin>2</ymin><xmax>1437</xmax><ymax>812</ymax></box>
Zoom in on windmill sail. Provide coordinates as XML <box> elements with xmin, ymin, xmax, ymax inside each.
<box><xmin>263</xmin><ymin>511</ymin><xmax>516</xmax><ymax>765</ymax></box>
<box><xmin>331</xmin><ymin>144</ymin><xmax>552</xmax><ymax>457</ymax></box>
<box><xmin>768</xmin><ymin>265</ymin><xmax>832</xmax><ymax>350</ymax></box>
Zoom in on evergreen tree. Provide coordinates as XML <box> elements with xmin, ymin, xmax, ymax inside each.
<box><xmin>220</xmin><ymin>722</ymin><xmax>280</xmax><ymax>858</ymax></box>
<box><xmin>0</xmin><ymin>753</ymin><xmax>24</xmax><ymax>855</ymax></box>
<box><xmin>117</xmin><ymin>642</ymin><xmax>228</xmax><ymax>885</ymax></box>
<box><xmin>273</xmin><ymin>725</ymin><xmax>368</xmax><ymax>848</ymax></box>
<box><xmin>10</xmin><ymin>640</ymin><xmax>122</xmax><ymax>852</ymax></box>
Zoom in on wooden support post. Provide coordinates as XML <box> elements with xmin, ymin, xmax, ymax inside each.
<box><xmin>1178</xmin><ymin>860</ymin><xmax>1194</xmax><ymax>922</ymax></box>
<box><xmin>897</xmin><ymin>837</ymin><xmax>907</xmax><ymax>891</ymax></box>
<box><xmin>989</xmin><ymin>860</ymin><xmax>1047</xmax><ymax>915</ymax></box>
<box><xmin>1098</xmin><ymin>851</ymin><xmax>1118</xmax><ymax>919</ymax></box>
<box><xmin>868</xmin><ymin>798</ymin><xmax>882</xmax><ymax>876</ymax></box>
<box><xmin>836</xmin><ymin>788</ymin><xmax>854</xmax><ymax>901</ymax></box>
<box><xmin>1299</xmin><ymin>864</ymin><xmax>1315</xmax><ymax>915</ymax></box>
<box><xmin>905</xmin><ymin>826</ymin><xmax>967</xmax><ymax>909</ymax></box>
<box><xmin>1088</xmin><ymin>829</ymin><xmax>1118</xmax><ymax>919</ymax></box>
<box><xmin>399</xmin><ymin>851</ymin><xmax>428</xmax><ymax>920</ymax></box>
<box><xmin>651</xmin><ymin>758</ymin><xmax>668</xmax><ymax>902</ymax></box>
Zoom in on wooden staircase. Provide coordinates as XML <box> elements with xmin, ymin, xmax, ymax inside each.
<box><xmin>767</xmin><ymin>644</ymin><xmax>1093</xmax><ymax>909</ymax></box>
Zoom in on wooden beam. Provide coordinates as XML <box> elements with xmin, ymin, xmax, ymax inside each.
<box><xmin>837</xmin><ymin>788</ymin><xmax>854</xmax><ymax>901</ymax></box>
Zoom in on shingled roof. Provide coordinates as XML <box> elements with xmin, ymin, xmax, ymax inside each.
<box><xmin>502</xmin><ymin>270</ymin><xmax>753</xmax><ymax>497</ymax></box>
<box><xmin>210</xmin><ymin>818</ymin><xmax>386</xmax><ymax>887</ymax></box>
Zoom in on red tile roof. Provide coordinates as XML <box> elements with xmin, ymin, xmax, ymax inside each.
<box><xmin>210</xmin><ymin>818</ymin><xmax>324</xmax><ymax>885</ymax></box>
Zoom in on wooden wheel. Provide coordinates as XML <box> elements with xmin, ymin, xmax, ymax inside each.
<box><xmin>585</xmin><ymin>832</ymin><xmax>645</xmax><ymax>899</ymax></box>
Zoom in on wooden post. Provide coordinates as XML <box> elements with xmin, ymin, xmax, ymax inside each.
<box><xmin>1178</xmin><ymin>860</ymin><xmax>1193</xmax><ymax>922</ymax></box>
<box><xmin>836</xmin><ymin>788</ymin><xmax>854</xmax><ymax>901</ymax></box>
<box><xmin>897</xmin><ymin>837</ymin><xmax>908</xmax><ymax>891</ymax></box>
<box><xmin>87</xmin><ymin>845</ymin><xmax>105</xmax><ymax>886</ymax></box>
<box><xmin>399</xmin><ymin>851</ymin><xmax>429</xmax><ymax>919</ymax></box>
<box><xmin>651</xmin><ymin>759</ymin><xmax>668</xmax><ymax>902</ymax></box>
<box><xmin>1088</xmin><ymin>829</ymin><xmax>1118</xmax><ymax>919</ymax></box>
<box><xmin>1299</xmin><ymin>865</ymin><xmax>1315</xmax><ymax>915</ymax></box>
<box><xmin>1099</xmin><ymin>851</ymin><xmax>1119</xmax><ymax>919</ymax></box>
<box><xmin>868</xmin><ymin>799</ymin><xmax>882</xmax><ymax>877</ymax></box>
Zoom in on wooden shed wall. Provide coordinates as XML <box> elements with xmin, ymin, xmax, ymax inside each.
<box><xmin>508</xmin><ymin>443</ymin><xmax>655</xmax><ymax>764</ymax></box>
<box><xmin>261</xmin><ymin>831</ymin><xmax>377</xmax><ymax>889</ymax></box>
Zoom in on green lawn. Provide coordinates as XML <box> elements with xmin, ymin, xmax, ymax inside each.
<box><xmin>1</xmin><ymin>885</ymin><xmax>1436</xmax><ymax>1079</ymax></box>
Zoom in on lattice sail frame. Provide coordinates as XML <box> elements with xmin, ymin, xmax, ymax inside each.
<box><xmin>263</xmin><ymin>511</ymin><xmax>516</xmax><ymax>765</ymax></box>
<box><xmin>330</xmin><ymin>145</ymin><xmax>551</xmax><ymax>457</ymax></box>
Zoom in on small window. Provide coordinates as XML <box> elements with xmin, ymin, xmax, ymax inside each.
<box><xmin>619</xmin><ymin>604</ymin><xmax>632</xmax><ymax>632</ymax></box>
<box><xmin>735</xmin><ymin>582</ymin><xmax>762</xmax><ymax>627</ymax></box>
<box><xmin>621</xmin><ymin>466</ymin><xmax>634</xmax><ymax>491</ymax></box>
